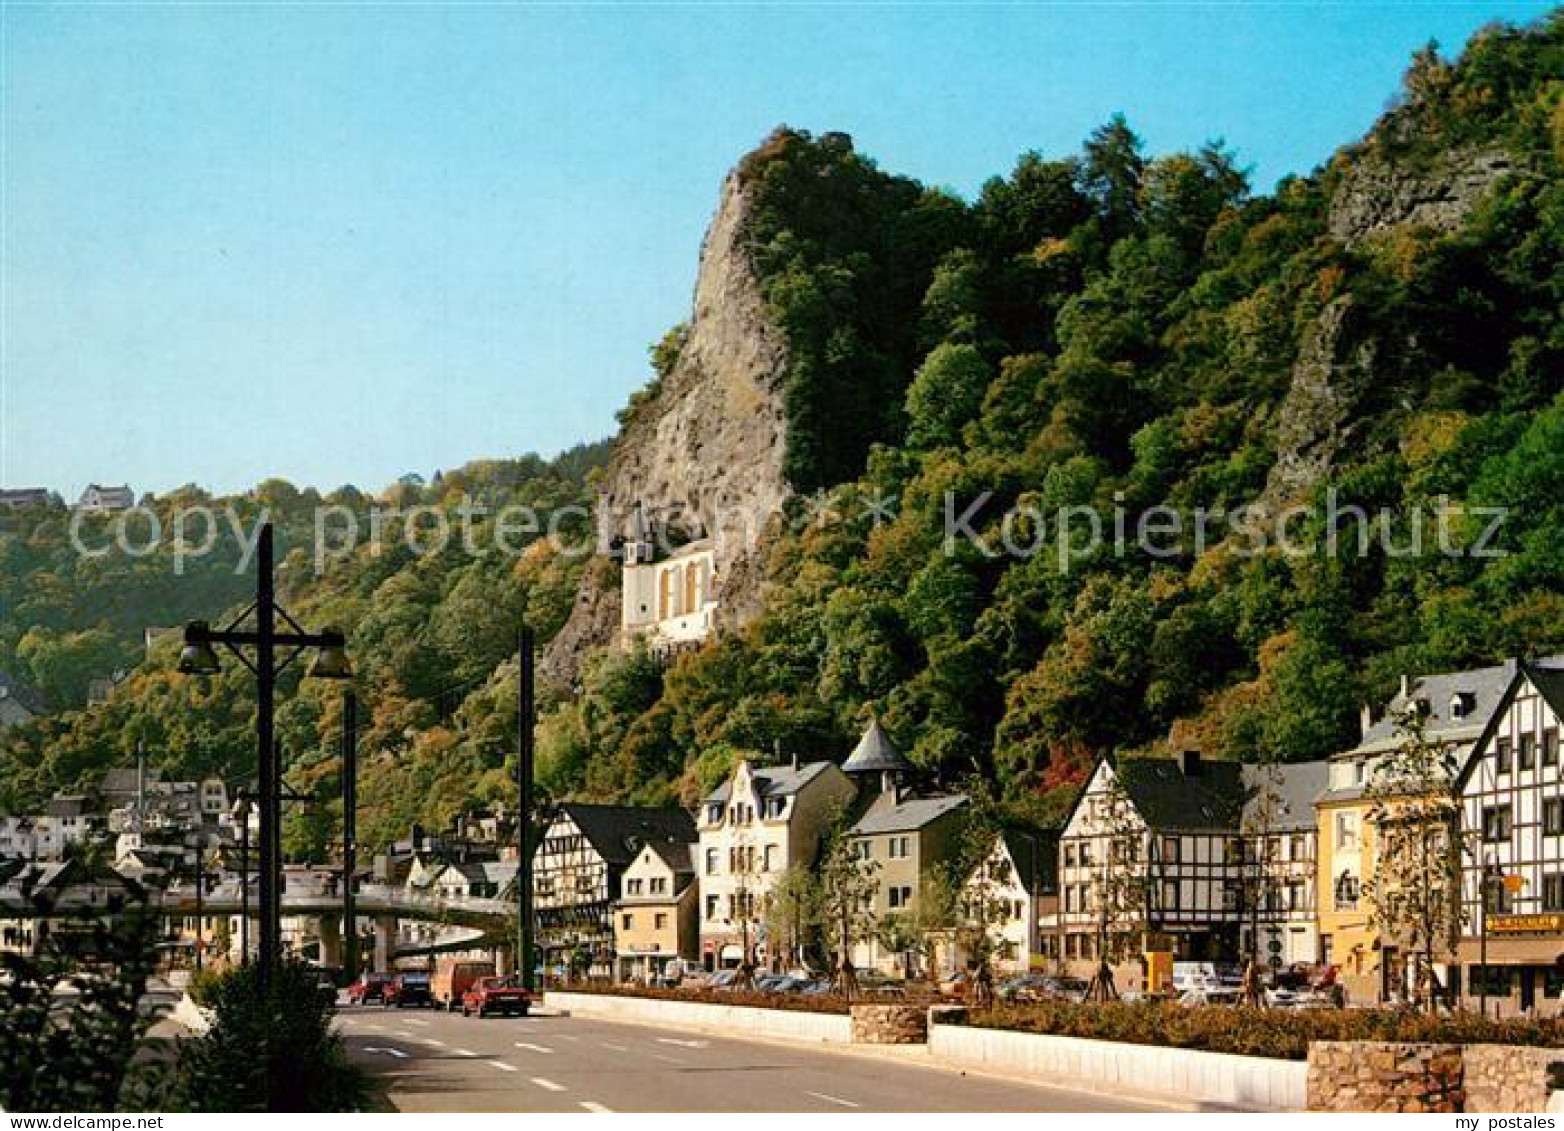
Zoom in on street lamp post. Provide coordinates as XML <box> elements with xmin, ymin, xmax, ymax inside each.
<box><xmin>517</xmin><ymin>625</ymin><xmax>536</xmax><ymax>993</ymax></box>
<box><xmin>178</xmin><ymin>522</ymin><xmax>351</xmax><ymax>991</ymax></box>
<box><xmin>342</xmin><ymin>687</ymin><xmax>359</xmax><ymax>984</ymax></box>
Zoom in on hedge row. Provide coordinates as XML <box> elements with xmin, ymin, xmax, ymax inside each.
<box><xmin>549</xmin><ymin>982</ymin><xmax>852</xmax><ymax>1016</ymax></box>
<box><xmin>961</xmin><ymin>1000</ymin><xmax>1564</xmax><ymax>1061</ymax></box>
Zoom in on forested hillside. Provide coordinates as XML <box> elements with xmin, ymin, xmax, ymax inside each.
<box><xmin>2</xmin><ymin>15</ymin><xmax>1559</xmax><ymax>847</ymax></box>
<box><xmin>0</xmin><ymin>444</ymin><xmax>608</xmax><ymax>851</ymax></box>
<box><xmin>536</xmin><ymin>17</ymin><xmax>1563</xmax><ymax>826</ymax></box>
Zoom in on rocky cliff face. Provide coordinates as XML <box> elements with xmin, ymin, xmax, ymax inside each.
<box><xmin>542</xmin><ymin>167</ymin><xmax>792</xmax><ymax>685</ymax></box>
<box><xmin>1257</xmin><ymin>142</ymin><xmax>1519</xmax><ymax>510</ymax></box>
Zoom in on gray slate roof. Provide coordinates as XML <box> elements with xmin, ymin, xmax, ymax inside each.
<box><xmin>0</xmin><ymin>669</ymin><xmax>46</xmax><ymax>716</ymax></box>
<box><xmin>562</xmin><ymin>803</ymin><xmax>697</xmax><ymax>867</ymax></box>
<box><xmin>1116</xmin><ymin>757</ymin><xmax>1246</xmax><ymax>830</ymax></box>
<box><xmin>645</xmin><ymin>840</ymin><xmax>694</xmax><ymax>875</ymax></box>
<box><xmin>705</xmin><ymin>761</ymin><xmax>835</xmax><ymax>804</ymax></box>
<box><xmin>851</xmin><ymin>792</ymin><xmax>967</xmax><ymax>836</ymax></box>
<box><xmin>1241</xmin><ymin>761</ymin><xmax>1329</xmax><ymax>831</ymax></box>
<box><xmin>1351</xmin><ymin>660</ymin><xmax>1520</xmax><ymax>754</ymax></box>
<box><xmin>842</xmin><ymin>719</ymin><xmax>911</xmax><ymax>776</ymax></box>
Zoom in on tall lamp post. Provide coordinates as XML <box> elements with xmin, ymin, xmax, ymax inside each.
<box><xmin>517</xmin><ymin>624</ymin><xmax>536</xmax><ymax>993</ymax></box>
<box><xmin>341</xmin><ymin>687</ymin><xmax>359</xmax><ymax>984</ymax></box>
<box><xmin>177</xmin><ymin>522</ymin><xmax>351</xmax><ymax>991</ymax></box>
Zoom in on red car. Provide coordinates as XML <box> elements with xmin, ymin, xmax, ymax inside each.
<box><xmin>461</xmin><ymin>976</ymin><xmax>537</xmax><ymax>1018</ymax></box>
<box><xmin>346</xmin><ymin>972</ymin><xmax>394</xmax><ymax>1005</ymax></box>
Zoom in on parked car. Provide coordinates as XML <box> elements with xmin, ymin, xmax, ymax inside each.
<box><xmin>315</xmin><ymin>973</ymin><xmax>340</xmax><ymax>1010</ymax></box>
<box><xmin>346</xmin><ymin>972</ymin><xmax>394</xmax><ymax>1005</ymax></box>
<box><xmin>432</xmin><ymin>958</ymin><xmax>496</xmax><ymax>1011</ymax></box>
<box><xmin>461</xmin><ymin>975</ymin><xmax>537</xmax><ymax>1018</ymax></box>
<box><xmin>384</xmin><ymin>971</ymin><xmax>432</xmax><ymax>1008</ymax></box>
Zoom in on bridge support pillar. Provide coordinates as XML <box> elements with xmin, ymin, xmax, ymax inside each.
<box><xmin>318</xmin><ymin>914</ymin><xmax>342</xmax><ymax>969</ymax></box>
<box><xmin>495</xmin><ymin>945</ymin><xmax>512</xmax><ymax>977</ymax></box>
<box><xmin>372</xmin><ymin>915</ymin><xmax>396</xmax><ymax>972</ymax></box>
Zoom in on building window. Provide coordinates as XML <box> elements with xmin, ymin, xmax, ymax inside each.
<box><xmin>1334</xmin><ymin>871</ymin><xmax>1360</xmax><ymax>911</ymax></box>
<box><xmin>627</xmin><ymin>879</ymin><xmax>643</xmax><ymax>896</ymax></box>
<box><xmin>1335</xmin><ymin>813</ymin><xmax>1359</xmax><ymax>852</ymax></box>
<box><xmin>1546</xmin><ymin>799</ymin><xmax>1564</xmax><ymax>837</ymax></box>
<box><xmin>1544</xmin><ymin>875</ymin><xmax>1564</xmax><ymax>912</ymax></box>
<box><xmin>1064</xmin><ymin>887</ymin><xmax>1076</xmax><ymax>913</ymax></box>
<box><xmin>1521</xmin><ymin>733</ymin><xmax>1537</xmax><ymax>772</ymax></box>
<box><xmin>1287</xmin><ymin>880</ymin><xmax>1305</xmax><ymax>911</ymax></box>
<box><xmin>706</xmin><ymin>803</ymin><xmax>723</xmax><ymax>824</ymax></box>
<box><xmin>1160</xmin><ymin>836</ymin><xmax>1180</xmax><ymax>864</ymax></box>
<box><xmin>1289</xmin><ymin>834</ymin><xmax>1308</xmax><ymax>862</ymax></box>
<box><xmin>766</xmin><ymin>797</ymin><xmax>786</xmax><ymax>819</ymax></box>
<box><xmin>1063</xmin><ymin>844</ymin><xmax>1076</xmax><ymax>868</ymax></box>
<box><xmin>854</xmin><ymin>841</ymin><xmax>872</xmax><ymax>861</ymax></box>
<box><xmin>705</xmin><ymin>895</ymin><xmax>719</xmax><ymax>920</ymax></box>
<box><xmin>763</xmin><ymin>845</ymin><xmax>778</xmax><ymax>872</ymax></box>
<box><xmin>650</xmin><ymin>877</ymin><xmax>667</xmax><ymax>895</ymax></box>
<box><xmin>1496</xmin><ymin>737</ymin><xmax>1512</xmax><ymax>774</ymax></box>
<box><xmin>1162</xmin><ymin>880</ymin><xmax>1179</xmax><ymax>911</ymax></box>
<box><xmin>1078</xmin><ymin>842</ymin><xmax>1093</xmax><ymax>867</ymax></box>
<box><xmin>705</xmin><ymin>848</ymin><xmax>719</xmax><ymax>875</ymax></box>
<box><xmin>889</xmin><ymin>836</ymin><xmax>910</xmax><ymax>859</ymax></box>
<box><xmin>1482</xmin><ymin>805</ymin><xmax>1513</xmax><ymax>843</ymax></box>
<box><xmin>1221</xmin><ymin>880</ymin><xmax>1242</xmax><ymax>911</ymax></box>
<box><xmin>654</xmin><ymin>913</ymin><xmax>668</xmax><ymax>930</ymax></box>
<box><xmin>888</xmin><ymin>885</ymin><xmax>913</xmax><ymax>909</ymax></box>
<box><xmin>1545</xmin><ymin>729</ymin><xmax>1560</xmax><ymax>768</ymax></box>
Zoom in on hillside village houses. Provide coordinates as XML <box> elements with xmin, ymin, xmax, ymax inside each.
<box><xmin>1316</xmin><ymin>660</ymin><xmax>1517</xmax><ymax>1006</ymax></box>
<box><xmin>533</xmin><ymin>802</ymin><xmax>696</xmax><ymax>979</ymax></box>
<box><xmin>1452</xmin><ymin>658</ymin><xmax>1564</xmax><ymax>1015</ymax></box>
<box><xmin>0</xmin><ymin>668</ymin><xmax>45</xmax><ymax>731</ymax></box>
<box><xmin>696</xmin><ymin>755</ymin><xmax>855</xmax><ymax>971</ymax></box>
<box><xmin>11</xmin><ymin>660</ymin><xmax>1564</xmax><ymax>1015</ymax></box>
<box><xmin>73</xmin><ymin>483</ymin><xmax>135</xmax><ymax>512</ymax></box>
<box><xmin>612</xmin><ymin>838</ymin><xmax>699</xmax><ymax>983</ymax></box>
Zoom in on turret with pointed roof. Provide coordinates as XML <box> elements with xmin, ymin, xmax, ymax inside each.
<box><xmin>842</xmin><ymin>717</ymin><xmax>912</xmax><ymax>796</ymax></box>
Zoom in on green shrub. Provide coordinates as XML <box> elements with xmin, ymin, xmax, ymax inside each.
<box><xmin>0</xmin><ymin>908</ymin><xmax>170</xmax><ymax>1111</ymax></box>
<box><xmin>172</xmin><ymin>961</ymin><xmax>368</xmax><ymax>1112</ymax></box>
<box><xmin>961</xmin><ymin>1000</ymin><xmax>1564</xmax><ymax>1061</ymax></box>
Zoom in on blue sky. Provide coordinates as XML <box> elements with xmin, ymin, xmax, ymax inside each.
<box><xmin>1</xmin><ymin>2</ymin><xmax>1553</xmax><ymax>498</ymax></box>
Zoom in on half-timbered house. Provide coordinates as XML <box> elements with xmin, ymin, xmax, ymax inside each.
<box><xmin>533</xmin><ymin>802</ymin><xmax>696</xmax><ymax>980</ymax></box>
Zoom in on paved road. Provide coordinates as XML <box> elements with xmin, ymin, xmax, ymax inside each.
<box><xmin>336</xmin><ymin>1002</ymin><xmax>1173</xmax><ymax>1112</ymax></box>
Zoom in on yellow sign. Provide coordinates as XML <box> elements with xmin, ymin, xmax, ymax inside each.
<box><xmin>1488</xmin><ymin>913</ymin><xmax>1564</xmax><ymax>935</ymax></box>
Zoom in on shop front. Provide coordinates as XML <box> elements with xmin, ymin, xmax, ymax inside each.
<box><xmin>1456</xmin><ymin>913</ymin><xmax>1564</xmax><ymax>1018</ymax></box>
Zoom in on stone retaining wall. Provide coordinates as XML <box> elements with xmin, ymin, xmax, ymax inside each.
<box><xmin>1306</xmin><ymin>1042</ymin><xmax>1463</xmax><ymax>1113</ymax></box>
<box><xmin>1463</xmin><ymin>1044</ymin><xmax>1564</xmax><ymax>1114</ymax></box>
<box><xmin>849</xmin><ymin>1003</ymin><xmax>927</xmax><ymax>1044</ymax></box>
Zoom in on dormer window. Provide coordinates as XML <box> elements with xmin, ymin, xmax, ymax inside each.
<box><xmin>1450</xmin><ymin>692</ymin><xmax>1475</xmax><ymax>720</ymax></box>
<box><xmin>705</xmin><ymin>803</ymin><xmax>723</xmax><ymax>824</ymax></box>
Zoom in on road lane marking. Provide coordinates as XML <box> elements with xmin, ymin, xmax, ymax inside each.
<box><xmin>405</xmin><ymin>1017</ymin><xmax>430</xmax><ymax>1027</ymax></box>
<box><xmin>530</xmin><ymin>1077</ymin><xmax>567</xmax><ymax>1092</ymax></box>
<box><xmin>650</xmin><ymin>1052</ymin><xmax>684</xmax><ymax>1064</ymax></box>
<box><xmin>514</xmin><ymin>1042</ymin><xmax>554</xmax><ymax>1054</ymax></box>
<box><xmin>598</xmin><ymin>1041</ymin><xmax>628</xmax><ymax>1052</ymax></box>
<box><xmin>423</xmin><ymin>1038</ymin><xmax>446</xmax><ymax>1048</ymax></box>
<box><xmin>805</xmin><ymin>1091</ymin><xmax>860</xmax><ymax>1109</ymax></box>
<box><xmin>580</xmin><ymin>1102</ymin><xmax>614</xmax><ymax>1113</ymax></box>
<box><xmin>656</xmin><ymin>1037</ymin><xmax>707</xmax><ymax>1049</ymax></box>
<box><xmin>558</xmin><ymin>1034</ymin><xmax>580</xmax><ymax>1041</ymax></box>
<box><xmin>393</xmin><ymin>1030</ymin><xmax>415</xmax><ymax>1038</ymax></box>
<box><xmin>453</xmin><ymin>1048</ymin><xmax>478</xmax><ymax>1058</ymax></box>
<box><xmin>487</xmin><ymin>1061</ymin><xmax>519</xmax><ymax>1073</ymax></box>
<box><xmin>362</xmin><ymin>1046</ymin><xmax>409</xmax><ymax>1059</ymax></box>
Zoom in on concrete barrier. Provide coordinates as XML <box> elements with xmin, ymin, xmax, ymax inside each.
<box><xmin>930</xmin><ymin>1022</ymin><xmax>1306</xmax><ymax>1111</ymax></box>
<box><xmin>545</xmin><ymin>991</ymin><xmax>852</xmax><ymax>1044</ymax></box>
